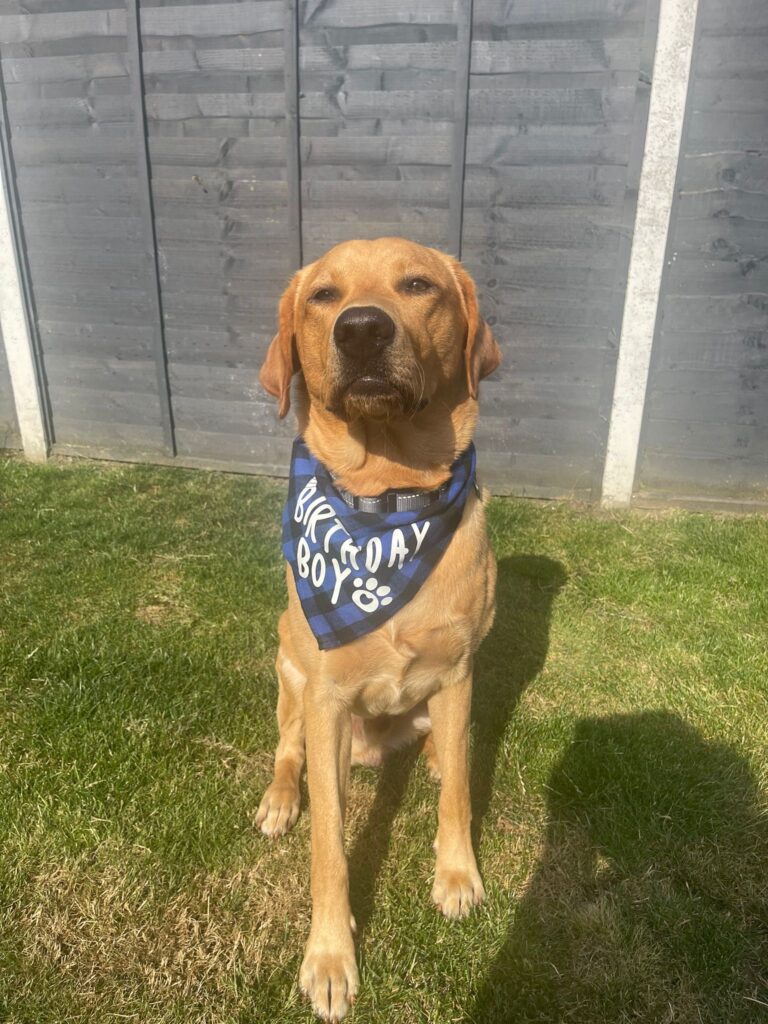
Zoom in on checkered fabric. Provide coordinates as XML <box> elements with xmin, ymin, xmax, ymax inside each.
<box><xmin>282</xmin><ymin>437</ymin><xmax>477</xmax><ymax>650</ymax></box>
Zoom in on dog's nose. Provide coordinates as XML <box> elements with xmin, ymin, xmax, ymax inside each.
<box><xmin>333</xmin><ymin>305</ymin><xmax>395</xmax><ymax>361</ymax></box>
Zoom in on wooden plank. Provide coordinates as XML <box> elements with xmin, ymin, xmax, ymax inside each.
<box><xmin>662</xmin><ymin>294</ymin><xmax>768</xmax><ymax>333</ymax></box>
<box><xmin>470</xmin><ymin>38</ymin><xmax>640</xmax><ymax>73</ymax></box>
<box><xmin>674</xmin><ymin>190</ymin><xmax>768</xmax><ymax>224</ymax></box>
<box><xmin>466</xmin><ymin>128</ymin><xmax>632</xmax><ymax>166</ymax></box>
<box><xmin>0</xmin><ymin>8</ymin><xmax>126</xmax><ymax>43</ymax></box>
<box><xmin>140</xmin><ymin>2</ymin><xmax>283</xmax><ymax>37</ymax></box>
<box><xmin>47</xmin><ymin>383</ymin><xmax>163</xmax><ymax>425</ymax></box>
<box><xmin>17</xmin><ymin>175</ymin><xmax>138</xmax><ymax>204</ymax></box>
<box><xmin>475</xmin><ymin>417</ymin><xmax>599</xmax><ymax>458</ymax></box>
<box><xmin>1</xmin><ymin>51</ymin><xmax>129</xmax><ymax>83</ymax></box>
<box><xmin>143</xmin><ymin>71</ymin><xmax>284</xmax><ymax>97</ymax></box>
<box><xmin>691</xmin><ymin>78</ymin><xmax>768</xmax><ymax>116</ymax></box>
<box><xmin>23</xmin><ymin>209</ymin><xmax>144</xmax><ymax>241</ymax></box>
<box><xmin>468</xmin><ymin>86</ymin><xmax>637</xmax><ymax>125</ymax></box>
<box><xmin>143</xmin><ymin>47</ymin><xmax>285</xmax><ymax>75</ymax></box>
<box><xmin>10</xmin><ymin>133</ymin><xmax>134</xmax><ymax>165</ymax></box>
<box><xmin>680</xmin><ymin>153</ymin><xmax>768</xmax><ymax>193</ymax></box>
<box><xmin>478</xmin><ymin>449</ymin><xmax>595</xmax><ymax>498</ymax></box>
<box><xmin>638</xmin><ymin>451</ymin><xmax>768</xmax><ymax>496</ymax></box>
<box><xmin>4</xmin><ymin>95</ymin><xmax>132</xmax><ymax>127</ymax></box>
<box><xmin>473</xmin><ymin>0</ymin><xmax>646</xmax><ymax>25</ymax></box>
<box><xmin>664</xmin><ymin>258</ymin><xmax>768</xmax><ymax>296</ymax></box>
<box><xmin>646</xmin><ymin>369</ymin><xmax>768</xmax><ymax>422</ymax></box>
<box><xmin>38</xmin><ymin>320</ymin><xmax>156</xmax><ymax>359</ymax></box>
<box><xmin>40</xmin><ymin>353</ymin><xmax>159</xmax><ymax>394</ymax></box>
<box><xmin>300</xmin><ymin>41</ymin><xmax>457</xmax><ymax>72</ymax></box>
<box><xmin>464</xmin><ymin>164</ymin><xmax>626</xmax><ymax>205</ymax></box>
<box><xmin>34</xmin><ymin>299</ymin><xmax>155</xmax><ymax>328</ymax></box>
<box><xmin>694</xmin><ymin>35</ymin><xmax>768</xmax><ymax>78</ymax></box>
<box><xmin>51</xmin><ymin>418</ymin><xmax>166</xmax><ymax>453</ymax></box>
<box><xmin>652</xmin><ymin>330</ymin><xmax>768</xmax><ymax>371</ymax></box>
<box><xmin>172</xmin><ymin>427</ymin><xmax>293</xmax><ymax>468</ymax></box>
<box><xmin>144</xmin><ymin>92</ymin><xmax>287</xmax><ymax>120</ymax></box>
<box><xmin>700</xmin><ymin>0</ymin><xmax>768</xmax><ymax>32</ymax></box>
<box><xmin>643</xmin><ymin>416</ymin><xmax>766</xmax><ymax>458</ymax></box>
<box><xmin>687</xmin><ymin>111</ymin><xmax>768</xmax><ymax>152</ymax></box>
<box><xmin>171</xmin><ymin>395</ymin><xmax>286</xmax><ymax>436</ymax></box>
<box><xmin>300</xmin><ymin>0</ymin><xmax>455</xmax><ymax>27</ymax></box>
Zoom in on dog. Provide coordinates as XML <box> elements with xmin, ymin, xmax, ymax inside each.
<box><xmin>257</xmin><ymin>237</ymin><xmax>501</xmax><ymax>1021</ymax></box>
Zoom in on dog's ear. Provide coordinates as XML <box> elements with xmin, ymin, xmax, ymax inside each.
<box><xmin>451</xmin><ymin>260</ymin><xmax>502</xmax><ymax>400</ymax></box>
<box><xmin>259</xmin><ymin>272</ymin><xmax>301</xmax><ymax>418</ymax></box>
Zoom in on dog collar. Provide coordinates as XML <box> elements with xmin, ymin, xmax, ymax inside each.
<box><xmin>282</xmin><ymin>437</ymin><xmax>477</xmax><ymax>649</ymax></box>
<box><xmin>333</xmin><ymin>481</ymin><xmax>450</xmax><ymax>515</ymax></box>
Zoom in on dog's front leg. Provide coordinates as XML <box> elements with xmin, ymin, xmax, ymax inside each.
<box><xmin>300</xmin><ymin>676</ymin><xmax>358</xmax><ymax>1022</ymax></box>
<box><xmin>428</xmin><ymin>666</ymin><xmax>485</xmax><ymax>919</ymax></box>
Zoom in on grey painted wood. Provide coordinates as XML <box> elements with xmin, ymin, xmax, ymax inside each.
<box><xmin>0</xmin><ymin>1</ymin><xmax>166</xmax><ymax>454</ymax></box>
<box><xmin>636</xmin><ymin>0</ymin><xmax>768</xmax><ymax>505</ymax></box>
<box><xmin>1</xmin><ymin>0</ymin><xmax>762</xmax><ymax>504</ymax></box>
<box><xmin>462</xmin><ymin>0</ymin><xmax>657</xmax><ymax>501</ymax></box>
<box><xmin>447</xmin><ymin>0</ymin><xmax>472</xmax><ymax>257</ymax></box>
<box><xmin>140</xmin><ymin>0</ymin><xmax>295</xmax><ymax>463</ymax></box>
<box><xmin>297</xmin><ymin>1</ymin><xmax>460</xmax><ymax>261</ymax></box>
<box><xmin>284</xmin><ymin>0</ymin><xmax>301</xmax><ymax>269</ymax></box>
<box><xmin>126</xmin><ymin>0</ymin><xmax>175</xmax><ymax>455</ymax></box>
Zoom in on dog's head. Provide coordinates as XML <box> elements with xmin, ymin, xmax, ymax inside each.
<box><xmin>259</xmin><ymin>237</ymin><xmax>501</xmax><ymax>423</ymax></box>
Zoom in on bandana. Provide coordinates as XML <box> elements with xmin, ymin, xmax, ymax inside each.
<box><xmin>282</xmin><ymin>437</ymin><xmax>477</xmax><ymax>650</ymax></box>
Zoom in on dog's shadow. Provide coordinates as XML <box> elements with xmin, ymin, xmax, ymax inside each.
<box><xmin>347</xmin><ymin>554</ymin><xmax>567</xmax><ymax>937</ymax></box>
<box><xmin>469</xmin><ymin>710</ymin><xmax>768</xmax><ymax>1022</ymax></box>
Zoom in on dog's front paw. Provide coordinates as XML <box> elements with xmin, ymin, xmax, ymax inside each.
<box><xmin>255</xmin><ymin>782</ymin><xmax>300</xmax><ymax>838</ymax></box>
<box><xmin>300</xmin><ymin>942</ymin><xmax>359</xmax><ymax>1022</ymax></box>
<box><xmin>432</xmin><ymin>863</ymin><xmax>485</xmax><ymax>920</ymax></box>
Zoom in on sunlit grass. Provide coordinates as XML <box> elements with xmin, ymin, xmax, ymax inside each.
<box><xmin>1</xmin><ymin>455</ymin><xmax>766</xmax><ymax>1023</ymax></box>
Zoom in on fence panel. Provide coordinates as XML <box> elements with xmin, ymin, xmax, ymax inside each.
<box><xmin>635</xmin><ymin>0</ymin><xmax>768</xmax><ymax>507</ymax></box>
<box><xmin>297</xmin><ymin>0</ymin><xmax>461</xmax><ymax>262</ymax></box>
<box><xmin>0</xmin><ymin>0</ymin><xmax>170</xmax><ymax>456</ymax></box>
<box><xmin>9</xmin><ymin>0</ymin><xmax>761</xmax><ymax>508</ymax></box>
<box><xmin>464</xmin><ymin>0</ymin><xmax>657</xmax><ymax>498</ymax></box>
<box><xmin>139</xmin><ymin>0</ymin><xmax>296</xmax><ymax>472</ymax></box>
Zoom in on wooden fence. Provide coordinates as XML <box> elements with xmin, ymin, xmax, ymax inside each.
<box><xmin>0</xmin><ymin>0</ymin><xmax>765</xmax><ymax>509</ymax></box>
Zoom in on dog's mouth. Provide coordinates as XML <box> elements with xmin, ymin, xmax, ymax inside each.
<box><xmin>326</xmin><ymin>368</ymin><xmax>422</xmax><ymax>420</ymax></box>
<box><xmin>345</xmin><ymin>375</ymin><xmax>400</xmax><ymax>399</ymax></box>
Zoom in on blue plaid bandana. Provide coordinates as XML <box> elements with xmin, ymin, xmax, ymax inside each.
<box><xmin>282</xmin><ymin>437</ymin><xmax>477</xmax><ymax>650</ymax></box>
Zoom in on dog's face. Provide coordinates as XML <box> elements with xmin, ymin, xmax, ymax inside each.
<box><xmin>260</xmin><ymin>237</ymin><xmax>500</xmax><ymax>422</ymax></box>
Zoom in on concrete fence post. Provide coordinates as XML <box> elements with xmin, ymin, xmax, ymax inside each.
<box><xmin>601</xmin><ymin>0</ymin><xmax>700</xmax><ymax>508</ymax></box>
<box><xmin>0</xmin><ymin>107</ymin><xmax>48</xmax><ymax>462</ymax></box>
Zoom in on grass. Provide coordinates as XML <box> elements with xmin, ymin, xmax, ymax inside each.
<box><xmin>0</xmin><ymin>453</ymin><xmax>766</xmax><ymax>1024</ymax></box>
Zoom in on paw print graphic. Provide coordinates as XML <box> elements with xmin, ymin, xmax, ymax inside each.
<box><xmin>351</xmin><ymin>577</ymin><xmax>393</xmax><ymax>613</ymax></box>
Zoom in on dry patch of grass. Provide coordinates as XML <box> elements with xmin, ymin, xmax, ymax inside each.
<box><xmin>19</xmin><ymin>843</ymin><xmax>310</xmax><ymax>1015</ymax></box>
<box><xmin>136</xmin><ymin>566</ymin><xmax>195</xmax><ymax>627</ymax></box>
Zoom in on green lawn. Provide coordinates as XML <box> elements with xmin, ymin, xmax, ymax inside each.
<box><xmin>0</xmin><ymin>454</ymin><xmax>766</xmax><ymax>1024</ymax></box>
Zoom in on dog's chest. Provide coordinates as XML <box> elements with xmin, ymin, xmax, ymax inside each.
<box><xmin>344</xmin><ymin>617</ymin><xmax>472</xmax><ymax>717</ymax></box>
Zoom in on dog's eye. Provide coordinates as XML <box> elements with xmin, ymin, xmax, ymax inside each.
<box><xmin>402</xmin><ymin>277</ymin><xmax>434</xmax><ymax>295</ymax></box>
<box><xmin>310</xmin><ymin>286</ymin><xmax>339</xmax><ymax>304</ymax></box>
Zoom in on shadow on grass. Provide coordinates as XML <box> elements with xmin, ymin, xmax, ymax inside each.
<box><xmin>347</xmin><ymin>554</ymin><xmax>567</xmax><ymax>939</ymax></box>
<box><xmin>470</xmin><ymin>711</ymin><xmax>768</xmax><ymax>1024</ymax></box>
<box><xmin>471</xmin><ymin>555</ymin><xmax>568</xmax><ymax>851</ymax></box>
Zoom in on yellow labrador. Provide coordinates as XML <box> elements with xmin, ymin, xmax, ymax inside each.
<box><xmin>257</xmin><ymin>237</ymin><xmax>500</xmax><ymax>1021</ymax></box>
